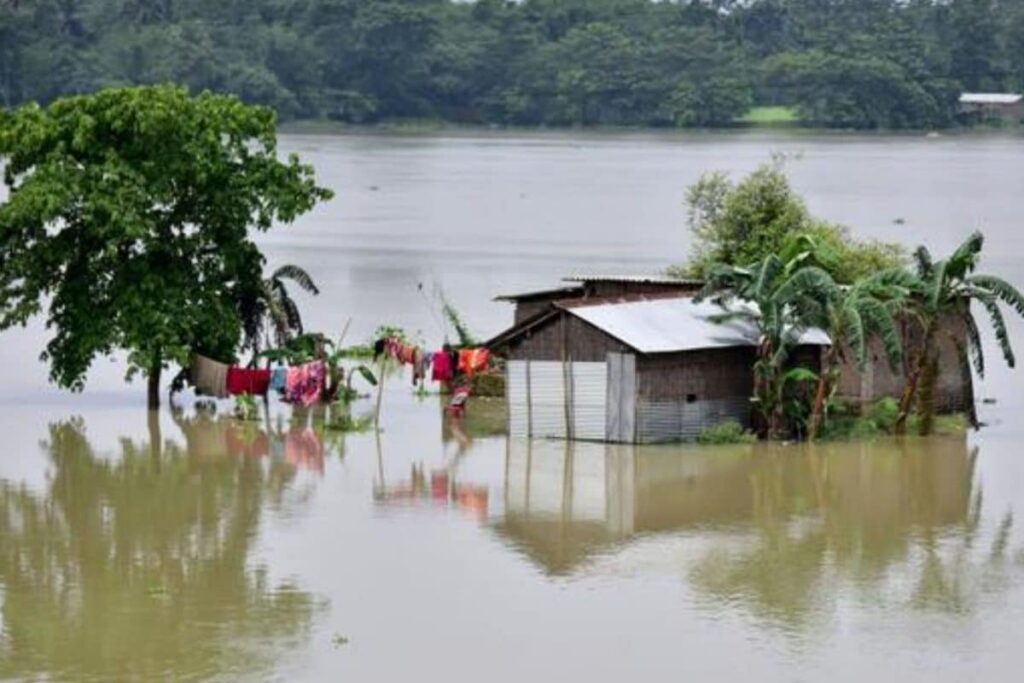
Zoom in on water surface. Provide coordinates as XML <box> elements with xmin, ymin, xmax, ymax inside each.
<box><xmin>2</xmin><ymin>130</ymin><xmax>1024</xmax><ymax>680</ymax></box>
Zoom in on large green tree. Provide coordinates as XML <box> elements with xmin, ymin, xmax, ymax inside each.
<box><xmin>0</xmin><ymin>85</ymin><xmax>332</xmax><ymax>408</ymax></box>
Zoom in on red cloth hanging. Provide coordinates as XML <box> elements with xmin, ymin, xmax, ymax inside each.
<box><xmin>431</xmin><ymin>350</ymin><xmax>454</xmax><ymax>383</ymax></box>
<box><xmin>226</xmin><ymin>367</ymin><xmax>272</xmax><ymax>396</ymax></box>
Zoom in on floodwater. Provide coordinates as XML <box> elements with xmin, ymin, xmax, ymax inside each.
<box><xmin>2</xmin><ymin>130</ymin><xmax>1024</xmax><ymax>680</ymax></box>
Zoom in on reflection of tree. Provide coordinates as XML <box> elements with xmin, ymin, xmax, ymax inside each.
<box><xmin>0</xmin><ymin>418</ymin><xmax>318</xmax><ymax>680</ymax></box>
<box><xmin>691</xmin><ymin>440</ymin><xmax>1022</xmax><ymax>629</ymax></box>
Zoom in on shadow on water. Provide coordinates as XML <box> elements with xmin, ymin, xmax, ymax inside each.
<box><xmin>0</xmin><ymin>412</ymin><xmax>324</xmax><ymax>682</ymax></box>
<box><xmin>493</xmin><ymin>437</ymin><xmax>1022</xmax><ymax>630</ymax></box>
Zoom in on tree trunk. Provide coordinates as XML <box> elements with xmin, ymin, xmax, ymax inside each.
<box><xmin>896</xmin><ymin>322</ymin><xmax>935</xmax><ymax>434</ymax></box>
<box><xmin>959</xmin><ymin>346</ymin><xmax>979</xmax><ymax>430</ymax></box>
<box><xmin>147</xmin><ymin>353</ymin><xmax>162</xmax><ymax>410</ymax></box>
<box><xmin>808</xmin><ymin>349</ymin><xmax>836</xmax><ymax>441</ymax></box>
<box><xmin>917</xmin><ymin>356</ymin><xmax>939</xmax><ymax>436</ymax></box>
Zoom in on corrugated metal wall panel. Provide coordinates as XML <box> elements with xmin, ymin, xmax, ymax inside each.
<box><xmin>636</xmin><ymin>397</ymin><xmax>750</xmax><ymax>443</ymax></box>
<box><xmin>606</xmin><ymin>353</ymin><xmax>636</xmax><ymax>442</ymax></box>
<box><xmin>571</xmin><ymin>362</ymin><xmax>607</xmax><ymax>441</ymax></box>
<box><xmin>529</xmin><ymin>361</ymin><xmax>567</xmax><ymax>439</ymax></box>
<box><xmin>506</xmin><ymin>360</ymin><xmax>529</xmax><ymax>437</ymax></box>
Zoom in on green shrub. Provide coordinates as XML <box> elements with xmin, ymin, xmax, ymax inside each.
<box><xmin>697</xmin><ymin>420</ymin><xmax>757</xmax><ymax>445</ymax></box>
<box><xmin>867</xmin><ymin>397</ymin><xmax>901</xmax><ymax>432</ymax></box>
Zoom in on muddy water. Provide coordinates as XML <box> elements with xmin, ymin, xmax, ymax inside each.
<box><xmin>2</xmin><ymin>130</ymin><xmax>1024</xmax><ymax>680</ymax></box>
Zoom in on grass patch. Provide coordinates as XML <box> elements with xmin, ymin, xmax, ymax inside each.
<box><xmin>818</xmin><ymin>398</ymin><xmax>969</xmax><ymax>441</ymax></box>
<box><xmin>736</xmin><ymin>106</ymin><xmax>800</xmax><ymax>125</ymax></box>
<box><xmin>697</xmin><ymin>420</ymin><xmax>757</xmax><ymax>445</ymax></box>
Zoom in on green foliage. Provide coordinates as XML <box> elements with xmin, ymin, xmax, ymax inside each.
<box><xmin>0</xmin><ymin>85</ymin><xmax>331</xmax><ymax>401</ymax></box>
<box><xmin>898</xmin><ymin>231</ymin><xmax>1024</xmax><ymax>434</ymax></box>
<box><xmin>698</xmin><ymin>250</ymin><xmax>832</xmax><ymax>439</ymax></box>
<box><xmin>818</xmin><ymin>398</ymin><xmax>967</xmax><ymax>441</ymax></box>
<box><xmin>2</xmin><ymin>1</ymin><xmax>1022</xmax><ymax>129</ymax></box>
<box><xmin>697</xmin><ymin>420</ymin><xmax>757</xmax><ymax>445</ymax></box>
<box><xmin>736</xmin><ymin>106</ymin><xmax>799</xmax><ymax>125</ymax></box>
<box><xmin>440</xmin><ymin>295</ymin><xmax>477</xmax><ymax>348</ymax></box>
<box><xmin>868</xmin><ymin>397</ymin><xmax>902</xmax><ymax>433</ymax></box>
<box><xmin>678</xmin><ymin>163</ymin><xmax>905</xmax><ymax>283</ymax></box>
<box><xmin>763</xmin><ymin>51</ymin><xmax>950</xmax><ymax>129</ymax></box>
<box><xmin>241</xmin><ymin>264</ymin><xmax>321</xmax><ymax>359</ymax></box>
<box><xmin>325</xmin><ymin>412</ymin><xmax>374</xmax><ymax>433</ymax></box>
<box><xmin>232</xmin><ymin>395</ymin><xmax>259</xmax><ymax>422</ymax></box>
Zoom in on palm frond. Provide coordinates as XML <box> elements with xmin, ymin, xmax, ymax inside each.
<box><xmin>775</xmin><ymin>266</ymin><xmax>838</xmax><ymax>307</ymax></box>
<box><xmin>860</xmin><ymin>297</ymin><xmax>903</xmax><ymax>370</ymax></box>
<box><xmin>864</xmin><ymin>267</ymin><xmax>921</xmax><ymax>296</ymax></box>
<box><xmin>272</xmin><ymin>264</ymin><xmax>320</xmax><ymax>296</ymax></box>
<box><xmin>980</xmin><ymin>297</ymin><xmax>1015</xmax><ymax>368</ymax></box>
<box><xmin>968</xmin><ymin>274</ymin><xmax>1024</xmax><ymax>318</ymax></box>
<box><xmin>963</xmin><ymin>311</ymin><xmax>985</xmax><ymax>377</ymax></box>
<box><xmin>281</xmin><ymin>294</ymin><xmax>304</xmax><ymax>335</ymax></box>
<box><xmin>926</xmin><ymin>259</ymin><xmax>948</xmax><ymax>312</ymax></box>
<box><xmin>913</xmin><ymin>245</ymin><xmax>933</xmax><ymax>279</ymax></box>
<box><xmin>753</xmin><ymin>256</ymin><xmax>783</xmax><ymax>300</ymax></box>
<box><xmin>843</xmin><ymin>305</ymin><xmax>867</xmax><ymax>368</ymax></box>
<box><xmin>947</xmin><ymin>231</ymin><xmax>984</xmax><ymax>278</ymax></box>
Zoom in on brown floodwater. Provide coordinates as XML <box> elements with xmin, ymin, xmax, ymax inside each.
<box><xmin>2</xmin><ymin>130</ymin><xmax>1024</xmax><ymax>680</ymax></box>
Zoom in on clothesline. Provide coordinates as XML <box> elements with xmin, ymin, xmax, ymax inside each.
<box><xmin>189</xmin><ymin>339</ymin><xmax>493</xmax><ymax>412</ymax></box>
<box><xmin>373</xmin><ymin>337</ymin><xmax>490</xmax><ymax>384</ymax></box>
<box><xmin>191</xmin><ymin>354</ymin><xmax>326</xmax><ymax>406</ymax></box>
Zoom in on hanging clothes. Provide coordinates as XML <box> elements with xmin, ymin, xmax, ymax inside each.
<box><xmin>399</xmin><ymin>343</ymin><xmax>417</xmax><ymax>365</ymax></box>
<box><xmin>191</xmin><ymin>353</ymin><xmax>230</xmax><ymax>398</ymax></box>
<box><xmin>458</xmin><ymin>348</ymin><xmax>490</xmax><ymax>377</ymax></box>
<box><xmin>226</xmin><ymin>367</ymin><xmax>271</xmax><ymax>396</ymax></box>
<box><xmin>270</xmin><ymin>366</ymin><xmax>288</xmax><ymax>393</ymax></box>
<box><xmin>412</xmin><ymin>348</ymin><xmax>427</xmax><ymax>385</ymax></box>
<box><xmin>431</xmin><ymin>349</ymin><xmax>454</xmax><ymax>383</ymax></box>
<box><xmin>447</xmin><ymin>384</ymin><xmax>472</xmax><ymax>418</ymax></box>
<box><xmin>384</xmin><ymin>338</ymin><xmax>402</xmax><ymax>362</ymax></box>
<box><xmin>285</xmin><ymin>360</ymin><xmax>326</xmax><ymax>407</ymax></box>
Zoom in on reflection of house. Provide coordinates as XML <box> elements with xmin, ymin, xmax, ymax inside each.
<box><xmin>493</xmin><ymin>438</ymin><xmax>973</xmax><ymax>576</ymax></box>
<box><xmin>488</xmin><ymin>275</ymin><xmax>970</xmax><ymax>443</ymax></box>
<box><xmin>958</xmin><ymin>92</ymin><xmax>1024</xmax><ymax>123</ymax></box>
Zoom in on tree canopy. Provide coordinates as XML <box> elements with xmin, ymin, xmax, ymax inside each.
<box><xmin>0</xmin><ymin>85</ymin><xmax>332</xmax><ymax>406</ymax></box>
<box><xmin>674</xmin><ymin>161</ymin><xmax>906</xmax><ymax>283</ymax></box>
<box><xmin>1</xmin><ymin>0</ymin><xmax>1023</xmax><ymax>130</ymax></box>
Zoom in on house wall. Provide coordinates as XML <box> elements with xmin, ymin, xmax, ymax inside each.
<box><xmin>835</xmin><ymin>312</ymin><xmax>968</xmax><ymax>412</ymax></box>
<box><xmin>514</xmin><ymin>300</ymin><xmax>554</xmax><ymax>325</ymax></box>
<box><xmin>506</xmin><ymin>314</ymin><xmax>630</xmax><ymax>362</ymax></box>
<box><xmin>634</xmin><ymin>348</ymin><xmax>756</xmax><ymax>443</ymax></box>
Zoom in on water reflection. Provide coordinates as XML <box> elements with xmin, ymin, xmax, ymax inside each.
<box><xmin>495</xmin><ymin>437</ymin><xmax>1020</xmax><ymax>627</ymax></box>
<box><xmin>0</xmin><ymin>416</ymin><xmax>319</xmax><ymax>681</ymax></box>
<box><xmin>172</xmin><ymin>406</ymin><xmax>329</xmax><ymax>473</ymax></box>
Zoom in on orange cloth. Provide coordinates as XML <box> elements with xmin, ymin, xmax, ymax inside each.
<box><xmin>457</xmin><ymin>348</ymin><xmax>490</xmax><ymax>377</ymax></box>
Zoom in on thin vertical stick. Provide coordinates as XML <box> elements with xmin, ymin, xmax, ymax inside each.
<box><xmin>375</xmin><ymin>357</ymin><xmax>387</xmax><ymax>429</ymax></box>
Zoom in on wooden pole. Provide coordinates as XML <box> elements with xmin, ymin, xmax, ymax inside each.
<box><xmin>374</xmin><ymin>357</ymin><xmax>387</xmax><ymax>430</ymax></box>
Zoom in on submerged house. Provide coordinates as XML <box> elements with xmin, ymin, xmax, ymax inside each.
<box><xmin>487</xmin><ymin>275</ymin><xmax>970</xmax><ymax>444</ymax></box>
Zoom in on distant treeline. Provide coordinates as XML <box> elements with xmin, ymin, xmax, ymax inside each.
<box><xmin>2</xmin><ymin>0</ymin><xmax>1023</xmax><ymax>129</ymax></box>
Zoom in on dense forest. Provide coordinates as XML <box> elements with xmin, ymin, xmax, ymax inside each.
<box><xmin>1</xmin><ymin>0</ymin><xmax>1023</xmax><ymax>129</ymax></box>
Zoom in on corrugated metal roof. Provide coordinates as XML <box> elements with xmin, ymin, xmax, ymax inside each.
<box><xmin>563</xmin><ymin>274</ymin><xmax>704</xmax><ymax>286</ymax></box>
<box><xmin>959</xmin><ymin>93</ymin><xmax>1023</xmax><ymax>104</ymax></box>
<box><xmin>493</xmin><ymin>285</ymin><xmax>583</xmax><ymax>302</ymax></box>
<box><xmin>562</xmin><ymin>297</ymin><xmax>830</xmax><ymax>353</ymax></box>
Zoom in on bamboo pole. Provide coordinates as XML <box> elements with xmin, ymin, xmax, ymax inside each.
<box><xmin>374</xmin><ymin>356</ymin><xmax>387</xmax><ymax>430</ymax></box>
